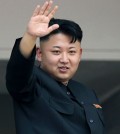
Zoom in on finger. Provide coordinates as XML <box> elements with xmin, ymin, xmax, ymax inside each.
<box><xmin>48</xmin><ymin>24</ymin><xmax>59</xmax><ymax>33</ymax></box>
<box><xmin>39</xmin><ymin>1</ymin><xmax>49</xmax><ymax>15</ymax></box>
<box><xmin>48</xmin><ymin>6</ymin><xmax>58</xmax><ymax>20</ymax></box>
<box><xmin>44</xmin><ymin>0</ymin><xmax>53</xmax><ymax>16</ymax></box>
<box><xmin>32</xmin><ymin>5</ymin><xmax>40</xmax><ymax>17</ymax></box>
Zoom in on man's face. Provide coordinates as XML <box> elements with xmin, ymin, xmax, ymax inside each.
<box><xmin>37</xmin><ymin>33</ymin><xmax>82</xmax><ymax>84</ymax></box>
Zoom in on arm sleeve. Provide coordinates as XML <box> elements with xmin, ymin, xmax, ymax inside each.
<box><xmin>6</xmin><ymin>38</ymin><xmax>37</xmax><ymax>102</ymax></box>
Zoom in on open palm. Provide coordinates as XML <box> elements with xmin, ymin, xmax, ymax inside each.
<box><xmin>27</xmin><ymin>1</ymin><xmax>59</xmax><ymax>37</ymax></box>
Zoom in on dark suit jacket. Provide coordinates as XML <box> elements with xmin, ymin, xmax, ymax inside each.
<box><xmin>6</xmin><ymin>38</ymin><xmax>105</xmax><ymax>134</ymax></box>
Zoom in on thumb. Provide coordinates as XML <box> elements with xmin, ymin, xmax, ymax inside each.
<box><xmin>47</xmin><ymin>24</ymin><xmax>59</xmax><ymax>34</ymax></box>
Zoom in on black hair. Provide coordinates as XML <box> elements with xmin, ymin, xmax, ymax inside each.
<box><xmin>40</xmin><ymin>18</ymin><xmax>83</xmax><ymax>43</ymax></box>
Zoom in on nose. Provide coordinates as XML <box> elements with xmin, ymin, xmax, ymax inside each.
<box><xmin>60</xmin><ymin>52</ymin><xmax>69</xmax><ymax>63</ymax></box>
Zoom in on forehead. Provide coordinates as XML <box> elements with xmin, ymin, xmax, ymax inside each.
<box><xmin>40</xmin><ymin>33</ymin><xmax>81</xmax><ymax>49</ymax></box>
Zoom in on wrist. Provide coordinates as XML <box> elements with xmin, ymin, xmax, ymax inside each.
<box><xmin>24</xmin><ymin>32</ymin><xmax>37</xmax><ymax>42</ymax></box>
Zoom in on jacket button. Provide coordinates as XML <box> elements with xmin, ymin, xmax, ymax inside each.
<box><xmin>89</xmin><ymin>119</ymin><xmax>94</xmax><ymax>123</ymax></box>
<box><xmin>81</xmin><ymin>101</ymin><xmax>84</xmax><ymax>105</ymax></box>
<box><xmin>67</xmin><ymin>91</ymin><xmax>70</xmax><ymax>95</ymax></box>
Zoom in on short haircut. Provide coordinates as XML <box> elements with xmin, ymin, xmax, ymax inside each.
<box><xmin>40</xmin><ymin>18</ymin><xmax>83</xmax><ymax>43</ymax></box>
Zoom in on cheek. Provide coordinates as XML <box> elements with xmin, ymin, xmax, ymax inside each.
<box><xmin>42</xmin><ymin>55</ymin><xmax>59</xmax><ymax>66</ymax></box>
<box><xmin>70</xmin><ymin>57</ymin><xmax>80</xmax><ymax>71</ymax></box>
<box><xmin>72</xmin><ymin>61</ymin><xmax>80</xmax><ymax>68</ymax></box>
<box><xmin>71</xmin><ymin>55</ymin><xmax>81</xmax><ymax>64</ymax></box>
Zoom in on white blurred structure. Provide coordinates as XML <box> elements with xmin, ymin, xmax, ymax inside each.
<box><xmin>0</xmin><ymin>0</ymin><xmax>120</xmax><ymax>60</ymax></box>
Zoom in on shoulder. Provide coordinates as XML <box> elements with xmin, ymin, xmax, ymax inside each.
<box><xmin>69</xmin><ymin>79</ymin><xmax>93</xmax><ymax>93</ymax></box>
<box><xmin>68</xmin><ymin>79</ymin><xmax>99</xmax><ymax>103</ymax></box>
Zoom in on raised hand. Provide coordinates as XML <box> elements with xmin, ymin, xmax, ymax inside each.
<box><xmin>27</xmin><ymin>0</ymin><xmax>59</xmax><ymax>37</ymax></box>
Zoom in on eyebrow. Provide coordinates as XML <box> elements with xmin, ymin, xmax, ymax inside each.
<box><xmin>52</xmin><ymin>46</ymin><xmax>76</xmax><ymax>49</ymax></box>
<box><xmin>69</xmin><ymin>47</ymin><xmax>76</xmax><ymax>49</ymax></box>
<box><xmin>52</xmin><ymin>46</ymin><xmax>60</xmax><ymax>48</ymax></box>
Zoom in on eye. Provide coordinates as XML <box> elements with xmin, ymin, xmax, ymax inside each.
<box><xmin>52</xmin><ymin>50</ymin><xmax>61</xmax><ymax>55</ymax></box>
<box><xmin>69</xmin><ymin>50</ymin><xmax>76</xmax><ymax>55</ymax></box>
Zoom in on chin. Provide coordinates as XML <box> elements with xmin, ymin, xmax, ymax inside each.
<box><xmin>55</xmin><ymin>75</ymin><xmax>71</xmax><ymax>83</ymax></box>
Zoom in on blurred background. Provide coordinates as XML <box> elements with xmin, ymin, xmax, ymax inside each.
<box><xmin>0</xmin><ymin>0</ymin><xmax>120</xmax><ymax>134</ymax></box>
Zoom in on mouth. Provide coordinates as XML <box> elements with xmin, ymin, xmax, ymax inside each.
<box><xmin>58</xmin><ymin>66</ymin><xmax>69</xmax><ymax>73</ymax></box>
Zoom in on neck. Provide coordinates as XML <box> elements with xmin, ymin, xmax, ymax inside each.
<box><xmin>62</xmin><ymin>81</ymin><xmax>68</xmax><ymax>86</ymax></box>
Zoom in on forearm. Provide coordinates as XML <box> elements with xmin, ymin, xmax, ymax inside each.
<box><xmin>6</xmin><ymin>38</ymin><xmax>36</xmax><ymax>95</ymax></box>
<box><xmin>19</xmin><ymin>32</ymin><xmax>37</xmax><ymax>58</ymax></box>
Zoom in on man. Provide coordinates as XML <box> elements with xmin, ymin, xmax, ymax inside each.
<box><xmin>6</xmin><ymin>1</ymin><xmax>105</xmax><ymax>134</ymax></box>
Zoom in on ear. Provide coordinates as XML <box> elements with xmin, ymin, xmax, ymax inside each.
<box><xmin>80</xmin><ymin>48</ymin><xmax>82</xmax><ymax>55</ymax></box>
<box><xmin>36</xmin><ymin>47</ymin><xmax>42</xmax><ymax>62</ymax></box>
<box><xmin>79</xmin><ymin>48</ymin><xmax>82</xmax><ymax>62</ymax></box>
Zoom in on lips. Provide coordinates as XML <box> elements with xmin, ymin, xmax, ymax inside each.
<box><xmin>58</xmin><ymin>66</ymin><xmax>69</xmax><ymax>73</ymax></box>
